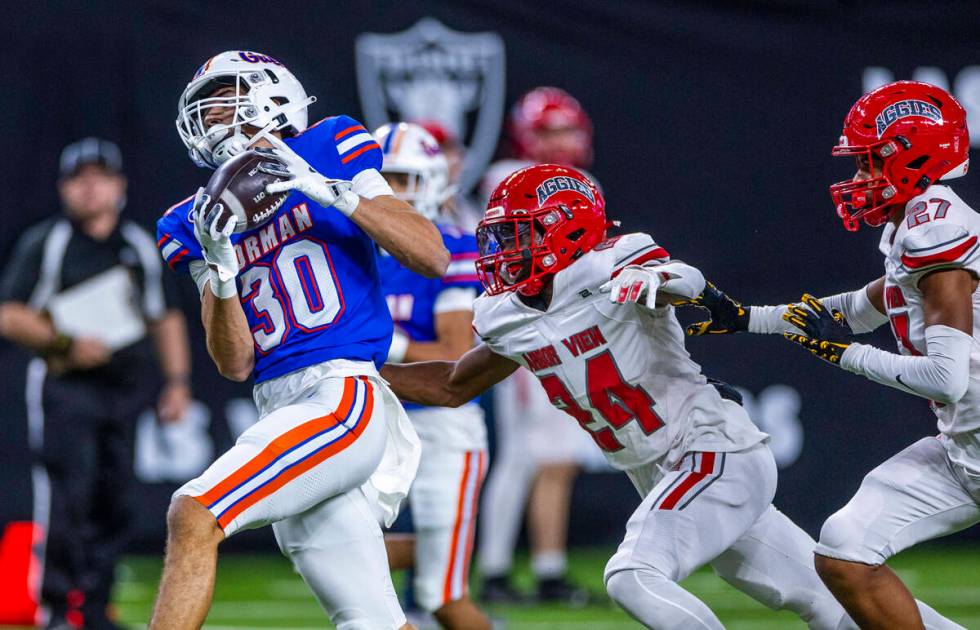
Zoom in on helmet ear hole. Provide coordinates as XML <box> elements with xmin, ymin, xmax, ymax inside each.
<box><xmin>566</xmin><ymin>228</ymin><xmax>585</xmax><ymax>242</ymax></box>
<box><xmin>905</xmin><ymin>155</ymin><xmax>929</xmax><ymax>170</ymax></box>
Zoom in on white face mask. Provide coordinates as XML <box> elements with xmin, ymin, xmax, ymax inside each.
<box><xmin>210</xmin><ymin>132</ymin><xmax>252</xmax><ymax>166</ymax></box>
<box><xmin>176</xmin><ymin>52</ymin><xmax>315</xmax><ymax>169</ymax></box>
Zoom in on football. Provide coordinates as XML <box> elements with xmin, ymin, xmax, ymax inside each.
<box><xmin>202</xmin><ymin>150</ymin><xmax>290</xmax><ymax>234</ymax></box>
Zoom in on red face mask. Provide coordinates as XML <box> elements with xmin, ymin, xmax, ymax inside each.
<box><xmin>829</xmin><ymin>81</ymin><xmax>969</xmax><ymax>232</ymax></box>
<box><xmin>475</xmin><ymin>164</ymin><xmax>608</xmax><ymax>296</ymax></box>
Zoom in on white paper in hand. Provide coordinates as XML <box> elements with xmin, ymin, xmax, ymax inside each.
<box><xmin>47</xmin><ymin>266</ymin><xmax>146</xmax><ymax>350</ymax></box>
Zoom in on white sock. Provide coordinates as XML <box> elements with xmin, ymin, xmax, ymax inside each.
<box><xmin>532</xmin><ymin>550</ymin><xmax>568</xmax><ymax>580</ymax></box>
<box><xmin>832</xmin><ymin>599</ymin><xmax>966</xmax><ymax>630</ymax></box>
<box><xmin>477</xmin><ymin>415</ymin><xmax>537</xmax><ymax>577</ymax></box>
<box><xmin>606</xmin><ymin>569</ymin><xmax>724</xmax><ymax>630</ymax></box>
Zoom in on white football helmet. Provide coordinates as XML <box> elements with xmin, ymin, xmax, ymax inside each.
<box><xmin>176</xmin><ymin>51</ymin><xmax>316</xmax><ymax>169</ymax></box>
<box><xmin>374</xmin><ymin>122</ymin><xmax>454</xmax><ymax>220</ymax></box>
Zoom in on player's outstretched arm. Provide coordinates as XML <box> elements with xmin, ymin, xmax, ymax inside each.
<box><xmin>389</xmin><ymin>309</ymin><xmax>475</xmax><ymax>364</ymax></box>
<box><xmin>783</xmin><ymin>270</ymin><xmax>974</xmax><ymax>404</ymax></box>
<box><xmin>675</xmin><ymin>282</ymin><xmax>751</xmax><ymax>335</ymax></box>
<box><xmin>261</xmin><ymin>138</ymin><xmax>449</xmax><ymax>278</ymax></box>
<box><xmin>680</xmin><ymin>277</ymin><xmax>888</xmax><ymax>337</ymax></box>
<box><xmin>600</xmin><ymin>261</ymin><xmax>705</xmax><ymax>309</ymax></box>
<box><xmin>381</xmin><ymin>343</ymin><xmax>519</xmax><ymax>407</ymax></box>
<box><xmin>348</xmin><ymin>194</ymin><xmax>450</xmax><ymax>278</ymax></box>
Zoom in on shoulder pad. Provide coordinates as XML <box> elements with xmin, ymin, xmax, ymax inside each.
<box><xmin>609</xmin><ymin>232</ymin><xmax>670</xmax><ymax>276</ymax></box>
<box><xmin>472</xmin><ymin>293</ymin><xmax>536</xmax><ymax>347</ymax></box>
<box><xmin>898</xmin><ymin>222</ymin><xmax>979</xmax><ymax>277</ymax></box>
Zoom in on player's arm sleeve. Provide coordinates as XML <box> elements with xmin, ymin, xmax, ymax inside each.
<box><xmin>352</xmin><ymin>169</ymin><xmax>394</xmax><ymax>200</ymax></box>
<box><xmin>435</xmin><ymin>287</ymin><xmax>478</xmax><ymax>314</ymax></box>
<box><xmin>188</xmin><ymin>260</ymin><xmax>210</xmax><ymax>297</ymax></box>
<box><xmin>328</xmin><ymin>115</ymin><xmax>392</xmax><ymax>199</ymax></box>
<box><xmin>748</xmin><ymin>284</ymin><xmax>888</xmax><ymax>335</ymax></box>
<box><xmin>0</xmin><ymin>225</ymin><xmax>46</xmax><ymax>304</ymax></box>
<box><xmin>835</xmin><ymin>220</ymin><xmax>979</xmax><ymax>402</ymax></box>
<box><xmin>840</xmin><ymin>325</ymin><xmax>971</xmax><ymax>404</ymax></box>
<box><xmin>753</xmin><ymin>223</ymin><xmax>979</xmax><ymax>335</ymax></box>
<box><xmin>156</xmin><ymin>205</ymin><xmax>205</xmax><ymax>279</ymax></box>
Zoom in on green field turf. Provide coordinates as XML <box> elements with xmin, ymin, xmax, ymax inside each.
<box><xmin>64</xmin><ymin>545</ymin><xmax>980</xmax><ymax>628</ymax></box>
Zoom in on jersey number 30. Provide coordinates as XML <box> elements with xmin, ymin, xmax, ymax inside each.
<box><xmin>538</xmin><ymin>351</ymin><xmax>664</xmax><ymax>452</ymax></box>
<box><xmin>239</xmin><ymin>239</ymin><xmax>343</xmax><ymax>352</ymax></box>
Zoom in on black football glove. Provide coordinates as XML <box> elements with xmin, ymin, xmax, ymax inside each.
<box><xmin>675</xmin><ymin>282</ymin><xmax>750</xmax><ymax>336</ymax></box>
<box><xmin>782</xmin><ymin>294</ymin><xmax>853</xmax><ymax>365</ymax></box>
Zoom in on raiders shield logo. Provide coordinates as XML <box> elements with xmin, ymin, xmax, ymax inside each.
<box><xmin>356</xmin><ymin>18</ymin><xmax>506</xmax><ymax>195</ymax></box>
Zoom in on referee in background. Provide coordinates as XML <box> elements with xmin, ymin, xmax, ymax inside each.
<box><xmin>0</xmin><ymin>138</ymin><xmax>192</xmax><ymax>630</ymax></box>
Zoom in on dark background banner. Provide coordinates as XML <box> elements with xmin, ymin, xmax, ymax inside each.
<box><xmin>3</xmin><ymin>1</ymin><xmax>980</xmax><ymax>550</ymax></box>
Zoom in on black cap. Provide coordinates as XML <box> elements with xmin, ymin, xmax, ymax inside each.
<box><xmin>59</xmin><ymin>137</ymin><xmax>123</xmax><ymax>179</ymax></box>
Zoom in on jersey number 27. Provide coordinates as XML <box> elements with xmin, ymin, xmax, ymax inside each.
<box><xmin>538</xmin><ymin>351</ymin><xmax>665</xmax><ymax>452</ymax></box>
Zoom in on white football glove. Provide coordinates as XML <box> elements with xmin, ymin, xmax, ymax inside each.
<box><xmin>191</xmin><ymin>187</ymin><xmax>239</xmax><ymax>299</ymax></box>
<box><xmin>599</xmin><ymin>265</ymin><xmax>665</xmax><ymax>309</ymax></box>
<box><xmin>259</xmin><ymin>136</ymin><xmax>361</xmax><ymax>216</ymax></box>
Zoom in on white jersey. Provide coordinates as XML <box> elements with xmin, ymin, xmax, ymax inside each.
<box><xmin>879</xmin><ymin>184</ymin><xmax>980</xmax><ymax>469</ymax></box>
<box><xmin>472</xmin><ymin>232</ymin><xmax>767</xmax><ymax>472</ymax></box>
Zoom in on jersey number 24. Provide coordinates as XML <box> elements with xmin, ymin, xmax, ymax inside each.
<box><xmin>538</xmin><ymin>350</ymin><xmax>665</xmax><ymax>452</ymax></box>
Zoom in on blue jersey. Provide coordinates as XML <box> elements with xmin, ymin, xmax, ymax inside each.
<box><xmin>378</xmin><ymin>223</ymin><xmax>482</xmax><ymax>409</ymax></box>
<box><xmin>157</xmin><ymin>115</ymin><xmax>392</xmax><ymax>384</ymax></box>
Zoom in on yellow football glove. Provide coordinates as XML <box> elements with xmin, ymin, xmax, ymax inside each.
<box><xmin>782</xmin><ymin>294</ymin><xmax>852</xmax><ymax>365</ymax></box>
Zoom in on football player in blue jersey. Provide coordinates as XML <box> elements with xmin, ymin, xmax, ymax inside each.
<box><xmin>373</xmin><ymin>123</ymin><xmax>491</xmax><ymax>630</ymax></box>
<box><xmin>150</xmin><ymin>51</ymin><xmax>448</xmax><ymax>630</ymax></box>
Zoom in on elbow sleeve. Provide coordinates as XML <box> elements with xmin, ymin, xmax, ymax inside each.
<box><xmin>748</xmin><ymin>304</ymin><xmax>794</xmax><ymax>335</ymax></box>
<box><xmin>819</xmin><ymin>286</ymin><xmax>889</xmax><ymax>334</ymax></box>
<box><xmin>749</xmin><ymin>285</ymin><xmax>887</xmax><ymax>335</ymax></box>
<box><xmin>352</xmin><ymin>169</ymin><xmax>395</xmax><ymax>199</ymax></box>
<box><xmin>931</xmin><ymin>328</ymin><xmax>972</xmax><ymax>403</ymax></box>
<box><xmin>841</xmin><ymin>325</ymin><xmax>973</xmax><ymax>404</ymax></box>
<box><xmin>653</xmin><ymin>261</ymin><xmax>705</xmax><ymax>300</ymax></box>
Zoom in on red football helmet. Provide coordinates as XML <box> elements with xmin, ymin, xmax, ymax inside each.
<box><xmin>831</xmin><ymin>81</ymin><xmax>969</xmax><ymax>231</ymax></box>
<box><xmin>414</xmin><ymin>119</ymin><xmax>458</xmax><ymax>149</ymax></box>
<box><xmin>509</xmin><ymin>87</ymin><xmax>593</xmax><ymax>168</ymax></box>
<box><xmin>476</xmin><ymin>164</ymin><xmax>609</xmax><ymax>296</ymax></box>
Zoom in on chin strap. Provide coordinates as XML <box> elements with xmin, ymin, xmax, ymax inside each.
<box><xmin>914</xmin><ymin>158</ymin><xmax>952</xmax><ymax>195</ymax></box>
<box><xmin>517</xmin><ymin>278</ymin><xmax>547</xmax><ymax>297</ymax></box>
